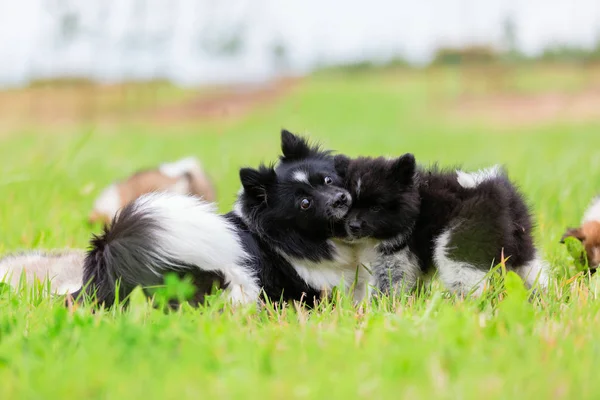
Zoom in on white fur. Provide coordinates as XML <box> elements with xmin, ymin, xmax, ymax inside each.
<box><xmin>583</xmin><ymin>196</ymin><xmax>600</xmax><ymax>223</ymax></box>
<box><xmin>456</xmin><ymin>165</ymin><xmax>501</xmax><ymax>189</ymax></box>
<box><xmin>159</xmin><ymin>156</ymin><xmax>202</xmax><ymax>178</ymax></box>
<box><xmin>515</xmin><ymin>253</ymin><xmax>549</xmax><ymax>289</ymax></box>
<box><xmin>0</xmin><ymin>250</ymin><xmax>85</xmax><ymax>294</ymax></box>
<box><xmin>135</xmin><ymin>192</ymin><xmax>260</xmax><ymax>304</ymax></box>
<box><xmin>356</xmin><ymin>178</ymin><xmax>362</xmax><ymax>197</ymax></box>
<box><xmin>281</xmin><ymin>239</ymin><xmax>378</xmax><ymax>302</ymax></box>
<box><xmin>93</xmin><ymin>184</ymin><xmax>121</xmax><ymax>217</ymax></box>
<box><xmin>170</xmin><ymin>176</ymin><xmax>192</xmax><ymax>194</ymax></box>
<box><xmin>292</xmin><ymin>170</ymin><xmax>309</xmax><ymax>184</ymax></box>
<box><xmin>433</xmin><ymin>228</ymin><xmax>488</xmax><ymax>296</ymax></box>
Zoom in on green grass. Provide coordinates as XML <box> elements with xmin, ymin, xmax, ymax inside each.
<box><xmin>1</xmin><ymin>66</ymin><xmax>600</xmax><ymax>399</ymax></box>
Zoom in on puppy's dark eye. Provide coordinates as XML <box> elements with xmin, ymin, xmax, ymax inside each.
<box><xmin>300</xmin><ymin>198</ymin><xmax>312</xmax><ymax>210</ymax></box>
<box><xmin>324</xmin><ymin>176</ymin><xmax>333</xmax><ymax>185</ymax></box>
<box><xmin>370</xmin><ymin>206</ymin><xmax>382</xmax><ymax>213</ymax></box>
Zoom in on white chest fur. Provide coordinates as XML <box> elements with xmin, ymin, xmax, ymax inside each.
<box><xmin>283</xmin><ymin>238</ymin><xmax>379</xmax><ymax>301</ymax></box>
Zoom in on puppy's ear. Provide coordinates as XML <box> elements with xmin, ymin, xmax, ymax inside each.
<box><xmin>334</xmin><ymin>155</ymin><xmax>351</xmax><ymax>177</ymax></box>
<box><xmin>240</xmin><ymin>165</ymin><xmax>276</xmax><ymax>202</ymax></box>
<box><xmin>560</xmin><ymin>227</ymin><xmax>585</xmax><ymax>243</ymax></box>
<box><xmin>390</xmin><ymin>153</ymin><xmax>416</xmax><ymax>185</ymax></box>
<box><xmin>281</xmin><ymin>129</ymin><xmax>313</xmax><ymax>161</ymax></box>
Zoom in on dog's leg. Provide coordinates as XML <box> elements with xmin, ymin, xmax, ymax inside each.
<box><xmin>373</xmin><ymin>248</ymin><xmax>422</xmax><ymax>296</ymax></box>
<box><xmin>223</xmin><ymin>266</ymin><xmax>261</xmax><ymax>305</ymax></box>
<box><xmin>433</xmin><ymin>227</ymin><xmax>489</xmax><ymax>297</ymax></box>
<box><xmin>514</xmin><ymin>253</ymin><xmax>550</xmax><ymax>290</ymax></box>
<box><xmin>353</xmin><ymin>279</ymin><xmax>369</xmax><ymax>303</ymax></box>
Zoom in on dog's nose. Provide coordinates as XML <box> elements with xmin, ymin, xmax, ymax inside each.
<box><xmin>348</xmin><ymin>220</ymin><xmax>362</xmax><ymax>235</ymax></box>
<box><xmin>332</xmin><ymin>192</ymin><xmax>349</xmax><ymax>208</ymax></box>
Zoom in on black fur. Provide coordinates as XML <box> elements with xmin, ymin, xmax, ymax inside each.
<box><xmin>224</xmin><ymin>213</ymin><xmax>322</xmax><ymax>302</ymax></box>
<box><xmin>71</xmin><ymin>207</ymin><xmax>226</xmax><ymax>306</ymax></box>
<box><xmin>73</xmin><ymin>130</ymin><xmax>351</xmax><ymax>307</ymax></box>
<box><xmin>333</xmin><ymin>154</ymin><xmax>420</xmax><ymax>251</ymax></box>
<box><xmin>238</xmin><ymin>130</ymin><xmax>348</xmax><ymax>262</ymax></box>
<box><xmin>334</xmin><ymin>155</ymin><xmax>537</xmax><ymax>292</ymax></box>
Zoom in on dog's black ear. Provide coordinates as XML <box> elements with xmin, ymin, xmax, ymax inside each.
<box><xmin>334</xmin><ymin>155</ymin><xmax>351</xmax><ymax>177</ymax></box>
<box><xmin>240</xmin><ymin>165</ymin><xmax>276</xmax><ymax>202</ymax></box>
<box><xmin>390</xmin><ymin>153</ymin><xmax>416</xmax><ymax>185</ymax></box>
<box><xmin>560</xmin><ymin>227</ymin><xmax>585</xmax><ymax>243</ymax></box>
<box><xmin>281</xmin><ymin>129</ymin><xmax>313</xmax><ymax>160</ymax></box>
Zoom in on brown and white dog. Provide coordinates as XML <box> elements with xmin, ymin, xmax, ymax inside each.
<box><xmin>89</xmin><ymin>157</ymin><xmax>216</xmax><ymax>224</ymax></box>
<box><xmin>0</xmin><ymin>250</ymin><xmax>84</xmax><ymax>294</ymax></box>
<box><xmin>562</xmin><ymin>196</ymin><xmax>600</xmax><ymax>269</ymax></box>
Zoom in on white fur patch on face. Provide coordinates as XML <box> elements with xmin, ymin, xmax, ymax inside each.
<box><xmin>583</xmin><ymin>196</ymin><xmax>600</xmax><ymax>223</ymax></box>
<box><xmin>159</xmin><ymin>157</ymin><xmax>202</xmax><ymax>178</ymax></box>
<box><xmin>456</xmin><ymin>165</ymin><xmax>502</xmax><ymax>189</ymax></box>
<box><xmin>93</xmin><ymin>184</ymin><xmax>121</xmax><ymax>219</ymax></box>
<box><xmin>356</xmin><ymin>178</ymin><xmax>362</xmax><ymax>198</ymax></box>
<box><xmin>292</xmin><ymin>170</ymin><xmax>309</xmax><ymax>184</ymax></box>
<box><xmin>433</xmin><ymin>228</ymin><xmax>488</xmax><ymax>297</ymax></box>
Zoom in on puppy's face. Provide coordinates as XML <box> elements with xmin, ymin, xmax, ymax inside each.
<box><xmin>334</xmin><ymin>154</ymin><xmax>420</xmax><ymax>243</ymax></box>
<box><xmin>238</xmin><ymin>130</ymin><xmax>351</xmax><ymax>239</ymax></box>
<box><xmin>562</xmin><ymin>221</ymin><xmax>600</xmax><ymax>269</ymax></box>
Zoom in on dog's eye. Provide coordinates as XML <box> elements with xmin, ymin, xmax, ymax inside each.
<box><xmin>300</xmin><ymin>198</ymin><xmax>312</xmax><ymax>210</ymax></box>
<box><xmin>370</xmin><ymin>206</ymin><xmax>382</xmax><ymax>212</ymax></box>
<box><xmin>324</xmin><ymin>176</ymin><xmax>333</xmax><ymax>185</ymax></box>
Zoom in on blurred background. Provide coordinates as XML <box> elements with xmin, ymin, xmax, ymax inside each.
<box><xmin>1</xmin><ymin>0</ymin><xmax>600</xmax><ymax>128</ymax></box>
<box><xmin>0</xmin><ymin>0</ymin><xmax>599</xmax><ymax>261</ymax></box>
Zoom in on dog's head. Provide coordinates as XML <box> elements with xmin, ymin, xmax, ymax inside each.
<box><xmin>561</xmin><ymin>221</ymin><xmax>600</xmax><ymax>269</ymax></box>
<box><xmin>237</xmin><ymin>130</ymin><xmax>351</xmax><ymax>246</ymax></box>
<box><xmin>334</xmin><ymin>154</ymin><xmax>420</xmax><ymax>247</ymax></box>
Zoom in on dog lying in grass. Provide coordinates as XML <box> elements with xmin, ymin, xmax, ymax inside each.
<box><xmin>3</xmin><ymin>134</ymin><xmax>550</xmax><ymax>304</ymax></box>
<box><xmin>89</xmin><ymin>156</ymin><xmax>216</xmax><ymax>224</ymax></box>
<box><xmin>0</xmin><ymin>250</ymin><xmax>84</xmax><ymax>294</ymax></box>
<box><xmin>72</xmin><ymin>130</ymin><xmax>370</xmax><ymax>307</ymax></box>
<box><xmin>333</xmin><ymin>155</ymin><xmax>549</xmax><ymax>296</ymax></box>
<box><xmin>561</xmin><ymin>196</ymin><xmax>600</xmax><ymax>270</ymax></box>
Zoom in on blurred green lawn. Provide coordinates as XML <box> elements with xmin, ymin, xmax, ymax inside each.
<box><xmin>0</xmin><ymin>65</ymin><xmax>599</xmax><ymax>399</ymax></box>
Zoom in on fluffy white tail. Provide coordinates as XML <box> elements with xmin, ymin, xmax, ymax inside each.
<box><xmin>80</xmin><ymin>192</ymin><xmax>258</xmax><ymax>305</ymax></box>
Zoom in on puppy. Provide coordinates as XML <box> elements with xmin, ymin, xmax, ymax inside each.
<box><xmin>0</xmin><ymin>250</ymin><xmax>85</xmax><ymax>294</ymax></box>
<box><xmin>334</xmin><ymin>155</ymin><xmax>549</xmax><ymax>296</ymax></box>
<box><xmin>72</xmin><ymin>130</ymin><xmax>370</xmax><ymax>307</ymax></box>
<box><xmin>561</xmin><ymin>195</ymin><xmax>600</xmax><ymax>270</ymax></box>
<box><xmin>89</xmin><ymin>156</ymin><xmax>216</xmax><ymax>224</ymax></box>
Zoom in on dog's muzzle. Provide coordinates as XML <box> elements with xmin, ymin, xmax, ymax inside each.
<box><xmin>345</xmin><ymin>218</ymin><xmax>366</xmax><ymax>240</ymax></box>
<box><xmin>328</xmin><ymin>190</ymin><xmax>352</xmax><ymax>220</ymax></box>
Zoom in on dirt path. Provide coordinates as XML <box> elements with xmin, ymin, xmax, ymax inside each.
<box><xmin>0</xmin><ymin>77</ymin><xmax>301</xmax><ymax>133</ymax></box>
<box><xmin>148</xmin><ymin>77</ymin><xmax>301</xmax><ymax>123</ymax></box>
<box><xmin>450</xmin><ymin>88</ymin><xmax>600</xmax><ymax>126</ymax></box>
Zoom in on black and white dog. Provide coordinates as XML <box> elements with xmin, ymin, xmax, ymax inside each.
<box><xmin>73</xmin><ymin>130</ymin><xmax>375</xmax><ymax>306</ymax></box>
<box><xmin>333</xmin><ymin>154</ymin><xmax>549</xmax><ymax>296</ymax></box>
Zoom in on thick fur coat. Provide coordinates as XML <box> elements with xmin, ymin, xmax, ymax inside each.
<box><xmin>73</xmin><ymin>131</ymin><xmax>376</xmax><ymax>306</ymax></box>
<box><xmin>333</xmin><ymin>155</ymin><xmax>549</xmax><ymax>296</ymax></box>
